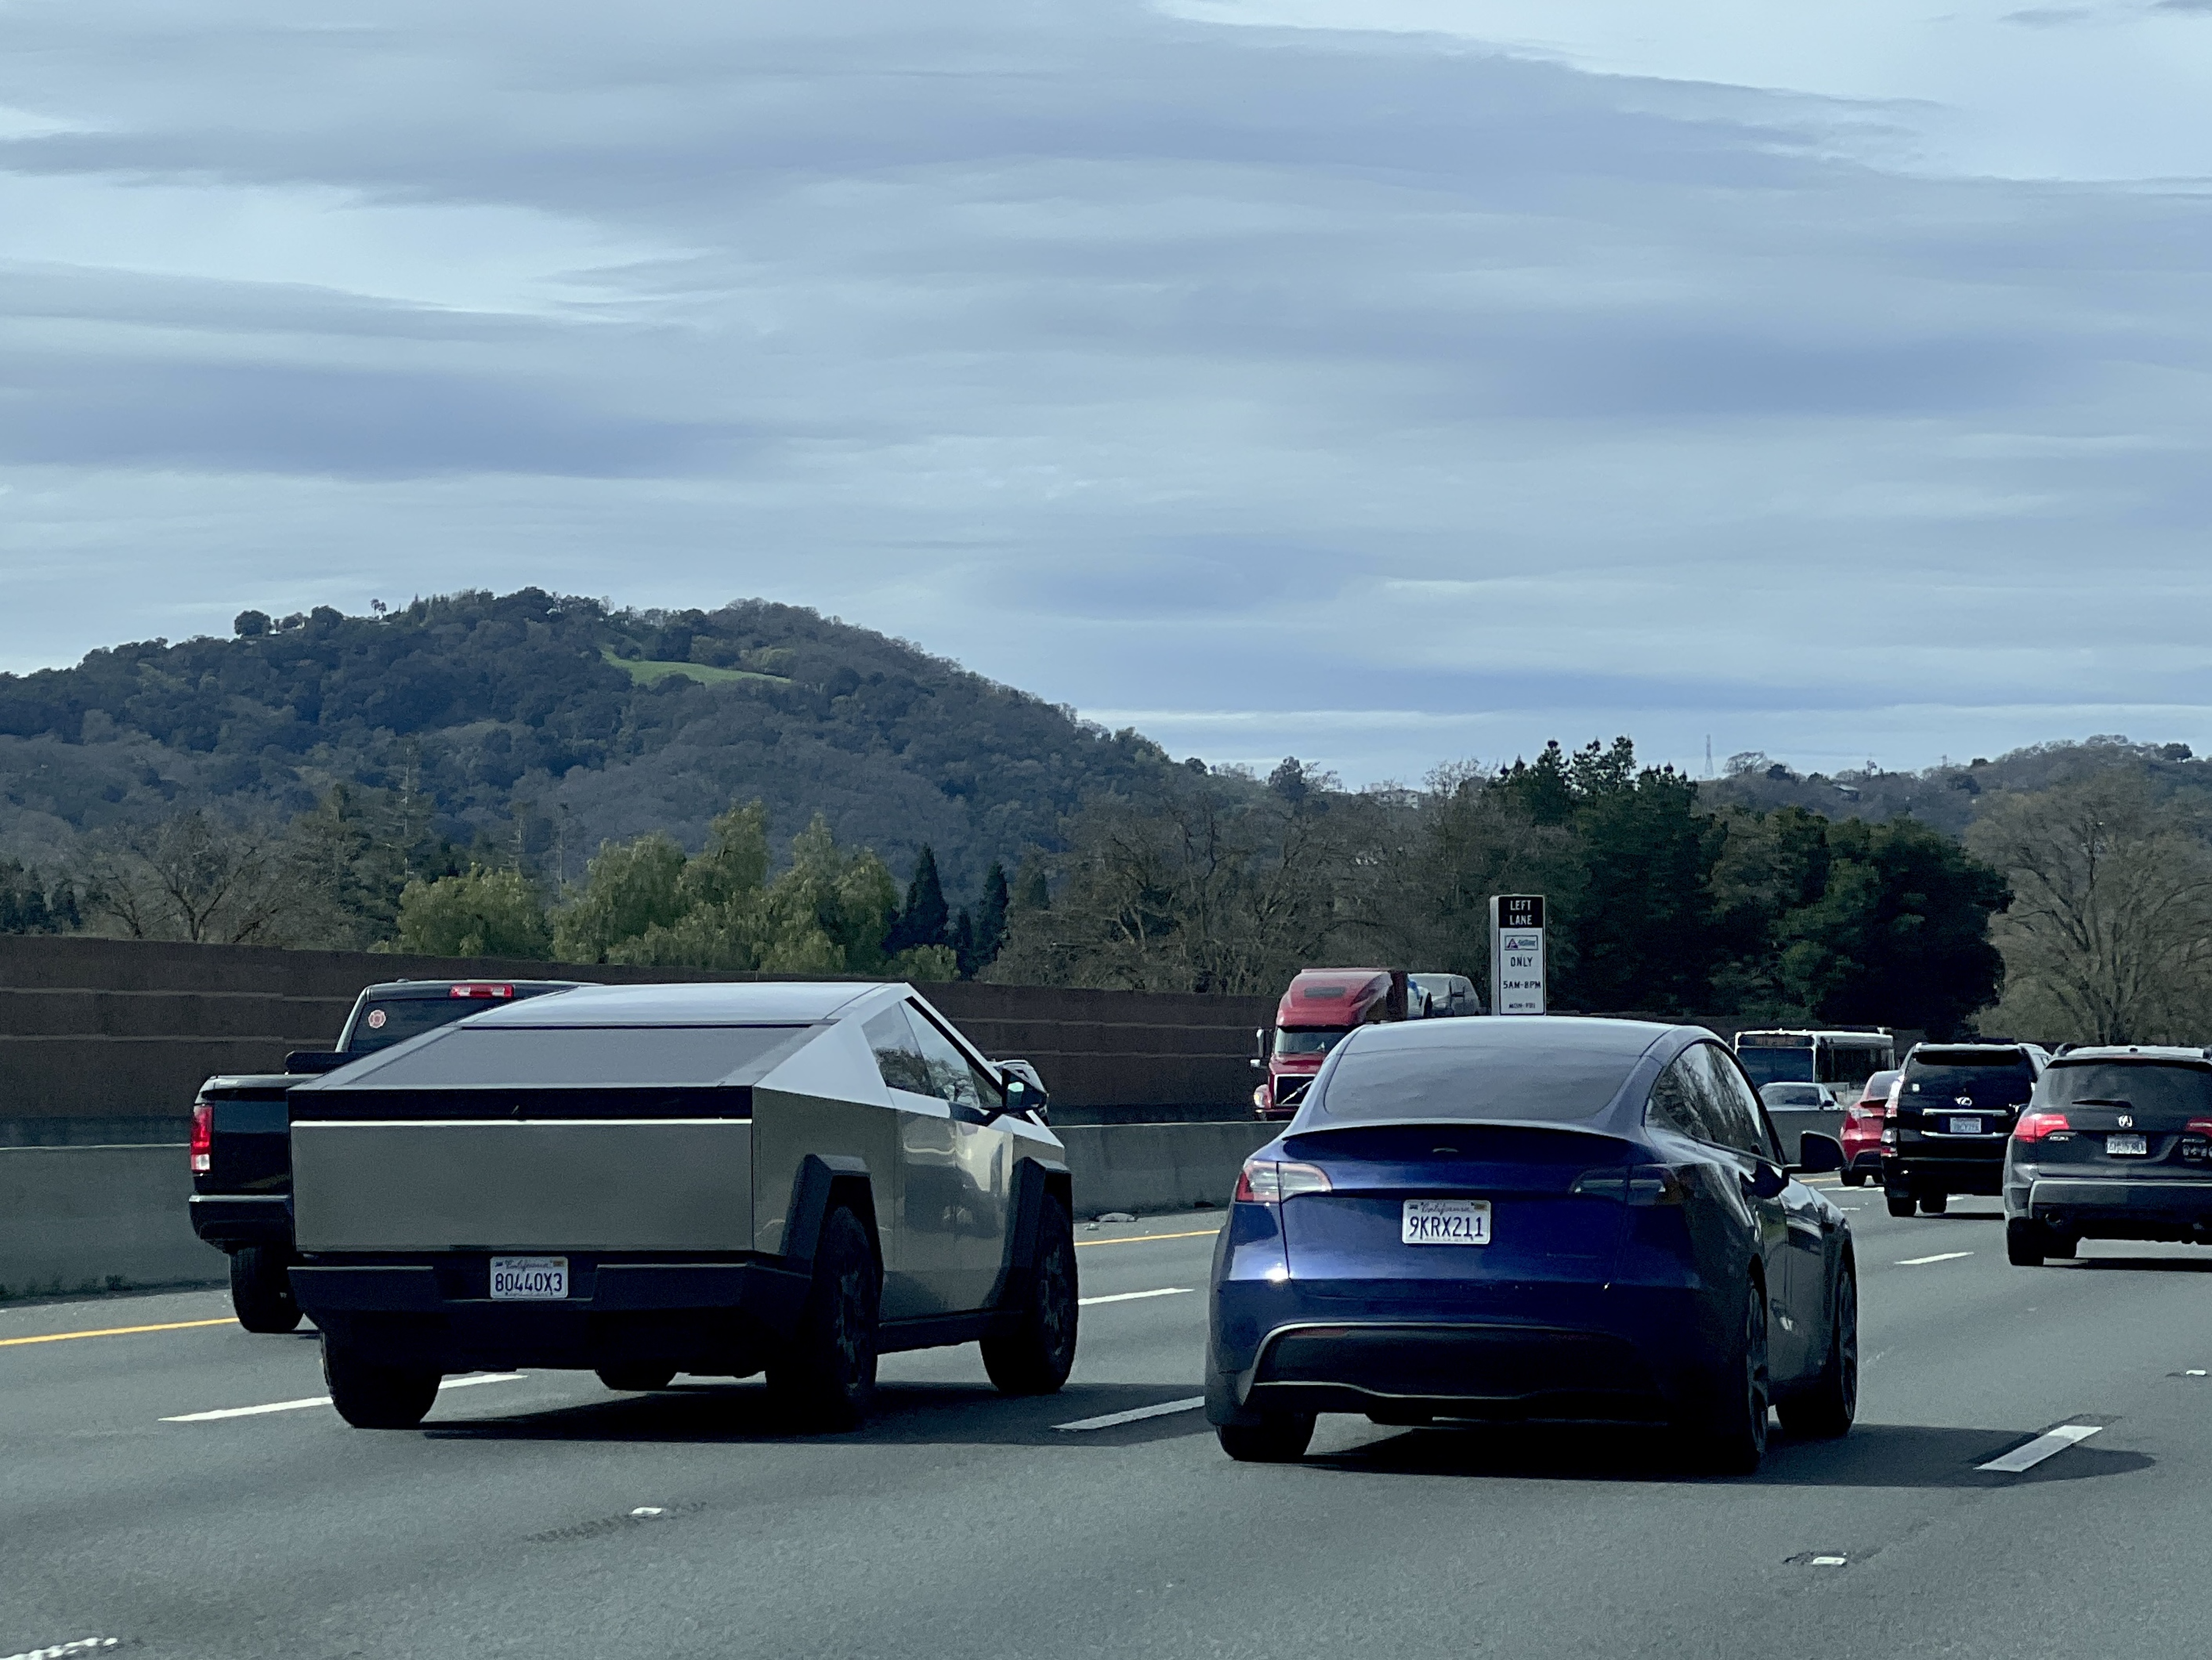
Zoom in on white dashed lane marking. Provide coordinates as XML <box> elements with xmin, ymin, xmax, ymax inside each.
<box><xmin>162</xmin><ymin>1372</ymin><xmax>525</xmax><ymax>1422</ymax></box>
<box><xmin>1079</xmin><ymin>1288</ymin><xmax>1193</xmax><ymax>1307</ymax></box>
<box><xmin>1054</xmin><ymin>1397</ymin><xmax>1207</xmax><ymax>1432</ymax></box>
<box><xmin>1977</xmin><ymin>1423</ymin><xmax>2104</xmax><ymax>1473</ymax></box>
<box><xmin>1896</xmin><ymin>1251</ymin><xmax>1975</xmax><ymax>1266</ymax></box>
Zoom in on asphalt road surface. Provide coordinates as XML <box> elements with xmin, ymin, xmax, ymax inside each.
<box><xmin>6</xmin><ymin>1188</ymin><xmax>2210</xmax><ymax>1660</ymax></box>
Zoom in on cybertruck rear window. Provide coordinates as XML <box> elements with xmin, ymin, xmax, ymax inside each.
<box><xmin>334</xmin><ymin>1025</ymin><xmax>811</xmax><ymax>1089</ymax></box>
<box><xmin>1309</xmin><ymin>1042</ymin><xmax>1640</xmax><ymax>1123</ymax></box>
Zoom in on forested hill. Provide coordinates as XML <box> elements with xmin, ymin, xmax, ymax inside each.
<box><xmin>0</xmin><ymin>590</ymin><xmax>1178</xmax><ymax>898</ymax></box>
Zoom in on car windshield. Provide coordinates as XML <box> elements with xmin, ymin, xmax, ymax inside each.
<box><xmin>1904</xmin><ymin>1052</ymin><xmax>2035</xmax><ymax>1109</ymax></box>
<box><xmin>2041</xmin><ymin>1062</ymin><xmax>2212</xmax><ymax>1116</ymax></box>
<box><xmin>1309</xmin><ymin>1025</ymin><xmax>1651</xmax><ymax>1124</ymax></box>
<box><xmin>1275</xmin><ymin>1028</ymin><xmax>1348</xmax><ymax>1058</ymax></box>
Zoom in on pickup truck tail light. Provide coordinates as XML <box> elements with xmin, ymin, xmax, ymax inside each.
<box><xmin>2013</xmin><ymin>1111</ymin><xmax>2071</xmax><ymax>1143</ymax></box>
<box><xmin>1235</xmin><ymin>1159</ymin><xmax>1332</xmax><ymax>1204</ymax></box>
<box><xmin>449</xmin><ymin>983</ymin><xmax>515</xmax><ymax>998</ymax></box>
<box><xmin>190</xmin><ymin>1100</ymin><xmax>213</xmax><ymax>1173</ymax></box>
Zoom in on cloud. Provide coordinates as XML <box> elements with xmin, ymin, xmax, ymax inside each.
<box><xmin>0</xmin><ymin>0</ymin><xmax>2210</xmax><ymax>785</ymax></box>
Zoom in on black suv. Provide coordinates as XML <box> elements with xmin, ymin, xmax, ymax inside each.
<box><xmin>189</xmin><ymin>978</ymin><xmax>584</xmax><ymax>1330</ymax></box>
<box><xmin>1882</xmin><ymin>1042</ymin><xmax>2050</xmax><ymax>1218</ymax></box>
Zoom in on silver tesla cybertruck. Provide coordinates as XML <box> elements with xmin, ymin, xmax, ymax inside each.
<box><xmin>285</xmin><ymin>981</ymin><xmax>1075</xmax><ymax>1430</ymax></box>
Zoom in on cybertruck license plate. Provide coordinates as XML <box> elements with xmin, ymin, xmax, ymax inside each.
<box><xmin>490</xmin><ymin>1255</ymin><xmax>568</xmax><ymax>1299</ymax></box>
<box><xmin>1403</xmin><ymin>1199</ymin><xmax>1491</xmax><ymax>1246</ymax></box>
<box><xmin>2108</xmin><ymin>1134</ymin><xmax>2149</xmax><ymax>1157</ymax></box>
<box><xmin>1947</xmin><ymin>1117</ymin><xmax>1983</xmax><ymax>1135</ymax></box>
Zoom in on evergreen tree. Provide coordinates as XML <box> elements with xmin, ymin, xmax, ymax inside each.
<box><xmin>964</xmin><ymin>861</ymin><xmax>1010</xmax><ymax>976</ymax></box>
<box><xmin>889</xmin><ymin>845</ymin><xmax>950</xmax><ymax>952</ymax></box>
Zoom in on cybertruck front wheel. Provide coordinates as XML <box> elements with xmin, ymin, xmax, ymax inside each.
<box><xmin>983</xmin><ymin>1195</ymin><xmax>1078</xmax><ymax>1395</ymax></box>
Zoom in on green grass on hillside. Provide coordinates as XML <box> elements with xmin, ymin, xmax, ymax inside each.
<box><xmin>600</xmin><ymin>647</ymin><xmax>789</xmax><ymax>687</ymax></box>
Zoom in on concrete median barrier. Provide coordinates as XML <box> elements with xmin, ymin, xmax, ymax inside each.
<box><xmin>0</xmin><ymin>1144</ymin><xmax>219</xmax><ymax>1300</ymax></box>
<box><xmin>0</xmin><ymin>1120</ymin><xmax>1281</xmax><ymax>1300</ymax></box>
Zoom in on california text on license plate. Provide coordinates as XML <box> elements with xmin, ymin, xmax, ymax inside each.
<box><xmin>490</xmin><ymin>1256</ymin><xmax>568</xmax><ymax>1299</ymax></box>
<box><xmin>1403</xmin><ymin>1198</ymin><xmax>1491</xmax><ymax>1246</ymax></box>
<box><xmin>2108</xmin><ymin>1134</ymin><xmax>2149</xmax><ymax>1157</ymax></box>
<box><xmin>1947</xmin><ymin>1117</ymin><xmax>1983</xmax><ymax>1135</ymax></box>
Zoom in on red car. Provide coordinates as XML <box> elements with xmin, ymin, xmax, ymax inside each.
<box><xmin>1840</xmin><ymin>1069</ymin><xmax>1901</xmax><ymax>1186</ymax></box>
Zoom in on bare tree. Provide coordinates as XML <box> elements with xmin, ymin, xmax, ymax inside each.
<box><xmin>75</xmin><ymin>810</ymin><xmax>310</xmax><ymax>945</ymax></box>
<box><xmin>1966</xmin><ymin>771</ymin><xmax>2212</xmax><ymax>1044</ymax></box>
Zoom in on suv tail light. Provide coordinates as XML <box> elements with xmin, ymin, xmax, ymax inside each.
<box><xmin>2013</xmin><ymin>1110</ymin><xmax>2071</xmax><ymax>1143</ymax></box>
<box><xmin>2183</xmin><ymin>1120</ymin><xmax>2212</xmax><ymax>1162</ymax></box>
<box><xmin>449</xmin><ymin>983</ymin><xmax>515</xmax><ymax>998</ymax></box>
<box><xmin>190</xmin><ymin>1100</ymin><xmax>213</xmax><ymax>1173</ymax></box>
<box><xmin>1235</xmin><ymin>1159</ymin><xmax>1332</xmax><ymax>1204</ymax></box>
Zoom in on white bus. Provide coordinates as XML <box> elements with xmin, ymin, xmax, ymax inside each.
<box><xmin>1732</xmin><ymin>1028</ymin><xmax>1896</xmax><ymax>1096</ymax></box>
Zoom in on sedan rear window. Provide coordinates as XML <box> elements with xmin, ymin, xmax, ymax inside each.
<box><xmin>332</xmin><ymin>1025</ymin><xmax>811</xmax><ymax>1089</ymax></box>
<box><xmin>1308</xmin><ymin>1026</ymin><xmax>1649</xmax><ymax>1124</ymax></box>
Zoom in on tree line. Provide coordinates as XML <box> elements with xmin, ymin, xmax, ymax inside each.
<box><xmin>14</xmin><ymin>733</ymin><xmax>2212</xmax><ymax>1044</ymax></box>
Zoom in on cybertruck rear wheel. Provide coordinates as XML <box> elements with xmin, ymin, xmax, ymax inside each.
<box><xmin>596</xmin><ymin>1366</ymin><xmax>678</xmax><ymax>1392</ymax></box>
<box><xmin>983</xmin><ymin>1195</ymin><xmax>1079</xmax><ymax>1396</ymax></box>
<box><xmin>323</xmin><ymin>1339</ymin><xmax>440</xmax><ymax>1429</ymax></box>
<box><xmin>768</xmin><ymin>1205</ymin><xmax>879</xmax><ymax>1432</ymax></box>
<box><xmin>229</xmin><ymin>1245</ymin><xmax>302</xmax><ymax>1334</ymax></box>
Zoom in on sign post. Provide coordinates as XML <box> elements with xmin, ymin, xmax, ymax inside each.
<box><xmin>1489</xmin><ymin>894</ymin><xmax>1546</xmax><ymax>1016</ymax></box>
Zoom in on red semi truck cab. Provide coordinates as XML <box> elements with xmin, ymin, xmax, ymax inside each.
<box><xmin>1252</xmin><ymin>968</ymin><xmax>1410</xmax><ymax>1120</ymax></box>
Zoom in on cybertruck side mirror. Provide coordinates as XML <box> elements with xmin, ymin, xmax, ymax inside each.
<box><xmin>1794</xmin><ymin>1132</ymin><xmax>1846</xmax><ymax>1174</ymax></box>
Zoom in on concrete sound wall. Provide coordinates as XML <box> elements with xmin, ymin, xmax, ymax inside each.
<box><xmin>0</xmin><ymin>937</ymin><xmax>1275</xmax><ymax>1145</ymax></box>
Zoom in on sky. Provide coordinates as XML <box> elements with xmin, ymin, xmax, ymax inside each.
<box><xmin>1</xmin><ymin>0</ymin><xmax>2209</xmax><ymax>786</ymax></box>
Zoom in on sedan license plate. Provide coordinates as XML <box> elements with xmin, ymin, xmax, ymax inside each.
<box><xmin>1947</xmin><ymin>1116</ymin><xmax>1983</xmax><ymax>1135</ymax></box>
<box><xmin>2108</xmin><ymin>1134</ymin><xmax>2150</xmax><ymax>1157</ymax></box>
<box><xmin>490</xmin><ymin>1255</ymin><xmax>568</xmax><ymax>1300</ymax></box>
<box><xmin>1403</xmin><ymin>1198</ymin><xmax>1491</xmax><ymax>1246</ymax></box>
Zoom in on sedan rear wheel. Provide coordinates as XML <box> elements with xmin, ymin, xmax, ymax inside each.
<box><xmin>1840</xmin><ymin>1171</ymin><xmax>1867</xmax><ymax>1188</ymax></box>
<box><xmin>1217</xmin><ymin>1412</ymin><xmax>1317</xmax><ymax>1463</ymax></box>
<box><xmin>1778</xmin><ymin>1261</ymin><xmax>1856</xmax><ymax>1439</ymax></box>
<box><xmin>1692</xmin><ymin>1280</ymin><xmax>1770</xmax><ymax>1475</ymax></box>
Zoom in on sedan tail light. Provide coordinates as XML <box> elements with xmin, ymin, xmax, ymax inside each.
<box><xmin>1235</xmin><ymin>1159</ymin><xmax>1332</xmax><ymax>1204</ymax></box>
<box><xmin>190</xmin><ymin>1100</ymin><xmax>213</xmax><ymax>1174</ymax></box>
<box><xmin>1571</xmin><ymin>1165</ymin><xmax>1686</xmax><ymax>1206</ymax></box>
<box><xmin>2013</xmin><ymin>1110</ymin><xmax>2072</xmax><ymax>1143</ymax></box>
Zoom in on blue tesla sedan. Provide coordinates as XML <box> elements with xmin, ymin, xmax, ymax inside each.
<box><xmin>1206</xmin><ymin>1017</ymin><xmax>1855</xmax><ymax>1472</ymax></box>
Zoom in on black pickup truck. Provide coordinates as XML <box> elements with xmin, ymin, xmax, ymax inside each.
<box><xmin>189</xmin><ymin>978</ymin><xmax>584</xmax><ymax>1330</ymax></box>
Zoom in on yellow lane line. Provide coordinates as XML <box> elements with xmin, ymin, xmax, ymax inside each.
<box><xmin>0</xmin><ymin>1317</ymin><xmax>234</xmax><ymax>1349</ymax></box>
<box><xmin>1076</xmin><ymin>1227</ymin><xmax>1222</xmax><ymax>1249</ymax></box>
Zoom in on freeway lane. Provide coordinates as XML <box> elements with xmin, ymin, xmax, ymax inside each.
<box><xmin>5</xmin><ymin>1197</ymin><xmax>2212</xmax><ymax>1660</ymax></box>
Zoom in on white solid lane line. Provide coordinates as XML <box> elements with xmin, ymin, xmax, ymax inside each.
<box><xmin>1054</xmin><ymin>1397</ymin><xmax>1206</xmax><ymax>1432</ymax></box>
<box><xmin>162</xmin><ymin>1372</ymin><xmax>526</xmax><ymax>1423</ymax></box>
<box><xmin>1079</xmin><ymin>1287</ymin><xmax>1193</xmax><ymax>1307</ymax></box>
<box><xmin>1896</xmin><ymin>1251</ymin><xmax>1975</xmax><ymax>1266</ymax></box>
<box><xmin>1977</xmin><ymin>1423</ymin><xmax>2104</xmax><ymax>1473</ymax></box>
